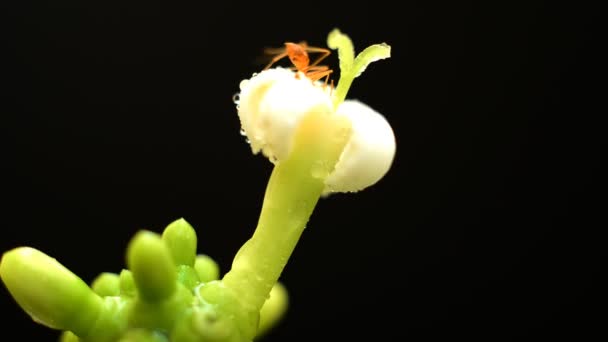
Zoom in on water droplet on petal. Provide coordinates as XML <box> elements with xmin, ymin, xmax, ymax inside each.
<box><xmin>232</xmin><ymin>93</ymin><xmax>240</xmax><ymax>105</ymax></box>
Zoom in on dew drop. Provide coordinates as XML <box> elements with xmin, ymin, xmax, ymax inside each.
<box><xmin>232</xmin><ymin>93</ymin><xmax>240</xmax><ymax>105</ymax></box>
<box><xmin>239</xmin><ymin>129</ymin><xmax>247</xmax><ymax>136</ymax></box>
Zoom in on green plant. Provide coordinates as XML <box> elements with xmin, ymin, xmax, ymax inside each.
<box><xmin>1</xmin><ymin>29</ymin><xmax>394</xmax><ymax>342</ymax></box>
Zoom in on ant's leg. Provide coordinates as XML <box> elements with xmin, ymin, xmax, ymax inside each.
<box><xmin>304</xmin><ymin>65</ymin><xmax>332</xmax><ymax>76</ymax></box>
<box><xmin>304</xmin><ymin>65</ymin><xmax>331</xmax><ymax>72</ymax></box>
<box><xmin>306</xmin><ymin>68</ymin><xmax>333</xmax><ymax>83</ymax></box>
<box><xmin>263</xmin><ymin>51</ymin><xmax>288</xmax><ymax>70</ymax></box>
<box><xmin>304</xmin><ymin>46</ymin><xmax>332</xmax><ymax>67</ymax></box>
<box><xmin>263</xmin><ymin>46</ymin><xmax>287</xmax><ymax>55</ymax></box>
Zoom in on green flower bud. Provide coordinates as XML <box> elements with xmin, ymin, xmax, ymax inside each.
<box><xmin>162</xmin><ymin>218</ymin><xmax>197</xmax><ymax>267</ymax></box>
<box><xmin>0</xmin><ymin>247</ymin><xmax>102</xmax><ymax>336</ymax></box>
<box><xmin>194</xmin><ymin>254</ymin><xmax>220</xmax><ymax>283</ymax></box>
<box><xmin>257</xmin><ymin>282</ymin><xmax>288</xmax><ymax>337</ymax></box>
<box><xmin>59</xmin><ymin>331</ymin><xmax>80</xmax><ymax>342</ymax></box>
<box><xmin>126</xmin><ymin>231</ymin><xmax>176</xmax><ymax>302</ymax></box>
<box><xmin>119</xmin><ymin>269</ymin><xmax>136</xmax><ymax>297</ymax></box>
<box><xmin>91</xmin><ymin>272</ymin><xmax>121</xmax><ymax>297</ymax></box>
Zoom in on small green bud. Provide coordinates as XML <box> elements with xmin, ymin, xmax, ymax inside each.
<box><xmin>59</xmin><ymin>331</ymin><xmax>80</xmax><ymax>342</ymax></box>
<box><xmin>162</xmin><ymin>218</ymin><xmax>197</xmax><ymax>267</ymax></box>
<box><xmin>126</xmin><ymin>231</ymin><xmax>176</xmax><ymax>302</ymax></box>
<box><xmin>194</xmin><ymin>254</ymin><xmax>220</xmax><ymax>283</ymax></box>
<box><xmin>257</xmin><ymin>282</ymin><xmax>288</xmax><ymax>337</ymax></box>
<box><xmin>91</xmin><ymin>272</ymin><xmax>120</xmax><ymax>297</ymax></box>
<box><xmin>119</xmin><ymin>269</ymin><xmax>136</xmax><ymax>297</ymax></box>
<box><xmin>0</xmin><ymin>247</ymin><xmax>102</xmax><ymax>336</ymax></box>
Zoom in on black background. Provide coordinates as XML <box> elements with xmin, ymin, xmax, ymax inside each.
<box><xmin>1</xmin><ymin>1</ymin><xmax>603</xmax><ymax>340</ymax></box>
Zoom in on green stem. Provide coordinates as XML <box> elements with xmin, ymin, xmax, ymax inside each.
<box><xmin>222</xmin><ymin>105</ymin><xmax>351</xmax><ymax>313</ymax></box>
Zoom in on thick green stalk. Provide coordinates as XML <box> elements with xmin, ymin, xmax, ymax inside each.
<box><xmin>222</xmin><ymin>105</ymin><xmax>351</xmax><ymax>313</ymax></box>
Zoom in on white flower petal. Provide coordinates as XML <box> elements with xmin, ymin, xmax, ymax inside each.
<box><xmin>237</xmin><ymin>68</ymin><xmax>333</xmax><ymax>162</ymax></box>
<box><xmin>324</xmin><ymin>100</ymin><xmax>396</xmax><ymax>193</ymax></box>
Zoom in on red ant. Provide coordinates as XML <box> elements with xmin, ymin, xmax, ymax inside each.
<box><xmin>263</xmin><ymin>41</ymin><xmax>334</xmax><ymax>88</ymax></box>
